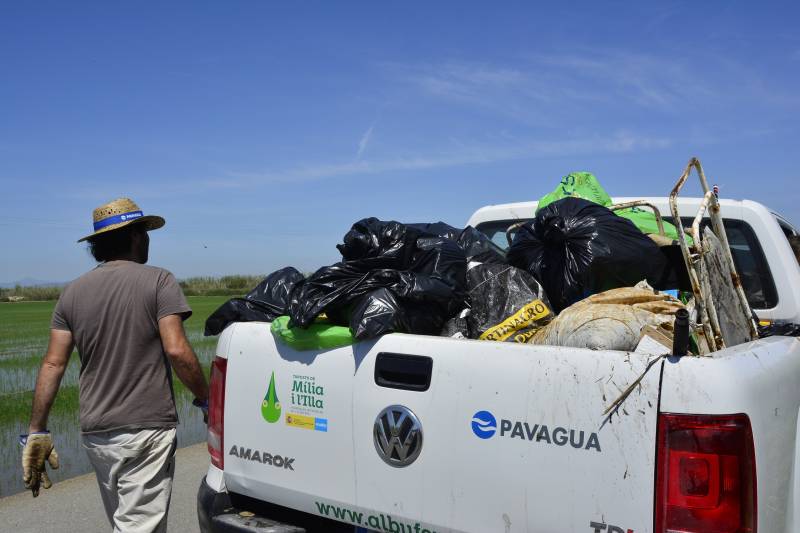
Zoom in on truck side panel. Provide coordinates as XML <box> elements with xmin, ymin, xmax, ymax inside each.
<box><xmin>222</xmin><ymin>324</ymin><xmax>664</xmax><ymax>533</ymax></box>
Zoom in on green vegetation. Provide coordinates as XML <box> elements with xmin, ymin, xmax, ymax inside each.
<box><xmin>0</xmin><ymin>285</ymin><xmax>62</xmax><ymax>302</ymax></box>
<box><xmin>0</xmin><ymin>301</ymin><xmax>56</xmax><ymax>362</ymax></box>
<box><xmin>179</xmin><ymin>274</ymin><xmax>264</xmax><ymax>296</ymax></box>
<box><xmin>1</xmin><ymin>274</ymin><xmax>265</xmax><ymax>301</ymax></box>
<box><xmin>0</xmin><ymin>386</ymin><xmax>80</xmax><ymax>426</ymax></box>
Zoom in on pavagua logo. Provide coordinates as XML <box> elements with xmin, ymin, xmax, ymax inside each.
<box><xmin>471</xmin><ymin>410</ymin><xmax>497</xmax><ymax>439</ymax></box>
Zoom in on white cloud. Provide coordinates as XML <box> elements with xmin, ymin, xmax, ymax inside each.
<box><xmin>356</xmin><ymin>125</ymin><xmax>374</xmax><ymax>159</ymax></box>
<box><xmin>383</xmin><ymin>49</ymin><xmax>797</xmax><ymax>121</ymax></box>
<box><xmin>215</xmin><ymin>131</ymin><xmax>672</xmax><ymax>188</ymax></box>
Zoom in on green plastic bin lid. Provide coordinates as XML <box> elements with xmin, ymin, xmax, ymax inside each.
<box><xmin>270</xmin><ymin>315</ymin><xmax>356</xmax><ymax>351</ymax></box>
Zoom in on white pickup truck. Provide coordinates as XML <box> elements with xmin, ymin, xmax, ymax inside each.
<box><xmin>197</xmin><ymin>194</ymin><xmax>800</xmax><ymax>533</ymax></box>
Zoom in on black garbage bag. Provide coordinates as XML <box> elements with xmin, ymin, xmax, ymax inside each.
<box><xmin>338</xmin><ymin>217</ymin><xmax>505</xmax><ymax>265</ymax></box>
<box><xmin>337</xmin><ymin>218</ymin><xmax>423</xmax><ymax>268</ymax></box>
<box><xmin>289</xmin><ymin>228</ymin><xmax>468</xmax><ymax>338</ymax></box>
<box><xmin>349</xmin><ymin>287</ymin><xmax>447</xmax><ymax>339</ymax></box>
<box><xmin>507</xmin><ymin>198</ymin><xmax>670</xmax><ymax>313</ymax></box>
<box><xmin>466</xmin><ymin>263</ymin><xmax>554</xmax><ymax>342</ymax></box>
<box><xmin>407</xmin><ymin>222</ymin><xmax>506</xmax><ymax>264</ymax></box>
<box><xmin>204</xmin><ymin>267</ymin><xmax>305</xmax><ymax>336</ymax></box>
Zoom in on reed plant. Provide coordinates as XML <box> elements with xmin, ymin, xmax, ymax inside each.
<box><xmin>1</xmin><ymin>275</ymin><xmax>266</xmax><ymax>301</ymax></box>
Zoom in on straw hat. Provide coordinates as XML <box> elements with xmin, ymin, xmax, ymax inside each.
<box><xmin>78</xmin><ymin>198</ymin><xmax>165</xmax><ymax>242</ymax></box>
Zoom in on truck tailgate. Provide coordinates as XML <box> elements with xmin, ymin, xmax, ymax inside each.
<box><xmin>223</xmin><ymin>323</ymin><xmax>662</xmax><ymax>533</ymax></box>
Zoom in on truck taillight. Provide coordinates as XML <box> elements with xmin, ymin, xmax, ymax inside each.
<box><xmin>208</xmin><ymin>357</ymin><xmax>227</xmax><ymax>469</ymax></box>
<box><xmin>655</xmin><ymin>413</ymin><xmax>756</xmax><ymax>533</ymax></box>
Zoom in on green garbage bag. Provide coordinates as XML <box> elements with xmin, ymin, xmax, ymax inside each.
<box><xmin>270</xmin><ymin>315</ymin><xmax>356</xmax><ymax>351</ymax></box>
<box><xmin>537</xmin><ymin>172</ymin><xmax>687</xmax><ymax>242</ymax></box>
<box><xmin>538</xmin><ymin>171</ymin><xmax>613</xmax><ymax>208</ymax></box>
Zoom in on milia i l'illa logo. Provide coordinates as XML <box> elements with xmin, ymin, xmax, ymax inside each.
<box><xmin>470</xmin><ymin>410</ymin><xmax>601</xmax><ymax>452</ymax></box>
<box><xmin>261</xmin><ymin>372</ymin><xmax>282</xmax><ymax>423</ymax></box>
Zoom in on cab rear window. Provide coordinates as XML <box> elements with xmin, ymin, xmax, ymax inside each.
<box><xmin>674</xmin><ymin>217</ymin><xmax>778</xmax><ymax>310</ymax></box>
<box><xmin>475</xmin><ymin>219</ymin><xmax>532</xmax><ymax>250</ymax></box>
<box><xmin>475</xmin><ymin>217</ymin><xmax>778</xmax><ymax>310</ymax></box>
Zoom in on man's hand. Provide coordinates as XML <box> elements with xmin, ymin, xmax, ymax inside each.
<box><xmin>193</xmin><ymin>398</ymin><xmax>209</xmax><ymax>424</ymax></box>
<box><xmin>21</xmin><ymin>432</ymin><xmax>59</xmax><ymax>497</ymax></box>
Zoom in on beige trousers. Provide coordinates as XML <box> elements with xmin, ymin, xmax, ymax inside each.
<box><xmin>82</xmin><ymin>427</ymin><xmax>178</xmax><ymax>533</ymax></box>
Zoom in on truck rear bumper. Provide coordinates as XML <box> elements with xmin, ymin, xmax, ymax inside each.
<box><xmin>197</xmin><ymin>476</ymin><xmax>306</xmax><ymax>532</ymax></box>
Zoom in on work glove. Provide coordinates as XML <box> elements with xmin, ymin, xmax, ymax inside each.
<box><xmin>20</xmin><ymin>431</ymin><xmax>59</xmax><ymax>497</ymax></box>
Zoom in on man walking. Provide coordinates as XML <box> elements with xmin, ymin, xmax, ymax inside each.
<box><xmin>21</xmin><ymin>198</ymin><xmax>209</xmax><ymax>532</ymax></box>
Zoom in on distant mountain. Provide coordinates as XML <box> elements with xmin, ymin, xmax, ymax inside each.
<box><xmin>0</xmin><ymin>278</ymin><xmax>65</xmax><ymax>289</ymax></box>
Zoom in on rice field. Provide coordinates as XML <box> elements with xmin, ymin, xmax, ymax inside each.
<box><xmin>0</xmin><ymin>296</ymin><xmax>229</xmax><ymax>497</ymax></box>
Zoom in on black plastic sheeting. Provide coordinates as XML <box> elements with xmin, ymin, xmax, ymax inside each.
<box><xmin>507</xmin><ymin>198</ymin><xmax>672</xmax><ymax>313</ymax></box>
<box><xmin>204</xmin><ymin>267</ymin><xmax>304</xmax><ymax>336</ymax></box>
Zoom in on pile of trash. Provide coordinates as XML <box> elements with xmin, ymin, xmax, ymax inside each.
<box><xmin>205</xmin><ymin>168</ymin><xmax>755</xmax><ymax>355</ymax></box>
<box><xmin>205</xmin><ymin>219</ymin><xmax>505</xmax><ymax>348</ymax></box>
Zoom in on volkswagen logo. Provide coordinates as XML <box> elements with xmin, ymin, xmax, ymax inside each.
<box><xmin>373</xmin><ymin>405</ymin><xmax>423</xmax><ymax>468</ymax></box>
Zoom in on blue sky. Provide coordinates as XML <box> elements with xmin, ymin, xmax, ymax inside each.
<box><xmin>1</xmin><ymin>1</ymin><xmax>798</xmax><ymax>283</ymax></box>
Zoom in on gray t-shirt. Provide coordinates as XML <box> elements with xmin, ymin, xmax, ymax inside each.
<box><xmin>51</xmin><ymin>260</ymin><xmax>192</xmax><ymax>433</ymax></box>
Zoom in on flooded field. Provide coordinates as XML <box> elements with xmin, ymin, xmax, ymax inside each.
<box><xmin>0</xmin><ymin>296</ymin><xmax>229</xmax><ymax>497</ymax></box>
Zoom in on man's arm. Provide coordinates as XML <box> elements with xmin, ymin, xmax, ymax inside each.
<box><xmin>158</xmin><ymin>314</ymin><xmax>209</xmax><ymax>401</ymax></box>
<box><xmin>29</xmin><ymin>329</ymin><xmax>74</xmax><ymax>433</ymax></box>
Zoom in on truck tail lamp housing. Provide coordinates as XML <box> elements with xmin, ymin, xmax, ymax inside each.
<box><xmin>655</xmin><ymin>413</ymin><xmax>756</xmax><ymax>533</ymax></box>
<box><xmin>208</xmin><ymin>357</ymin><xmax>228</xmax><ymax>469</ymax></box>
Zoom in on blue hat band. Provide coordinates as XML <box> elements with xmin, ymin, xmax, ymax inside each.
<box><xmin>93</xmin><ymin>211</ymin><xmax>144</xmax><ymax>231</ymax></box>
